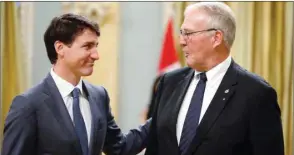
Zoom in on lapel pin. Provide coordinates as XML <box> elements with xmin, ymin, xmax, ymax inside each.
<box><xmin>223</xmin><ymin>98</ymin><xmax>226</xmax><ymax>101</ymax></box>
<box><xmin>225</xmin><ymin>89</ymin><xmax>229</xmax><ymax>93</ymax></box>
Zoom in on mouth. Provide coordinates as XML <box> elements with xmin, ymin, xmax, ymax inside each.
<box><xmin>87</xmin><ymin>63</ymin><xmax>94</xmax><ymax>67</ymax></box>
<box><xmin>184</xmin><ymin>52</ymin><xmax>189</xmax><ymax>58</ymax></box>
<box><xmin>182</xmin><ymin>48</ymin><xmax>189</xmax><ymax>57</ymax></box>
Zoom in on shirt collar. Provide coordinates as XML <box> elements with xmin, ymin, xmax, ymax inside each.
<box><xmin>194</xmin><ymin>55</ymin><xmax>232</xmax><ymax>83</ymax></box>
<box><xmin>50</xmin><ymin>68</ymin><xmax>84</xmax><ymax>98</ymax></box>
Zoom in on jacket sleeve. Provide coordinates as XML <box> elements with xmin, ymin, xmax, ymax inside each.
<box><xmin>101</xmin><ymin>87</ymin><xmax>151</xmax><ymax>155</ymax></box>
<box><xmin>249</xmin><ymin>87</ymin><xmax>284</xmax><ymax>155</ymax></box>
<box><xmin>2</xmin><ymin>95</ymin><xmax>37</xmax><ymax>155</ymax></box>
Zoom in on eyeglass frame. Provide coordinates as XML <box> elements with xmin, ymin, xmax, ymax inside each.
<box><xmin>179</xmin><ymin>28</ymin><xmax>219</xmax><ymax>39</ymax></box>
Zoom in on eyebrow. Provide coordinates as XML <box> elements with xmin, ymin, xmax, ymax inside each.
<box><xmin>180</xmin><ymin>28</ymin><xmax>194</xmax><ymax>32</ymax></box>
<box><xmin>82</xmin><ymin>41</ymin><xmax>98</xmax><ymax>46</ymax></box>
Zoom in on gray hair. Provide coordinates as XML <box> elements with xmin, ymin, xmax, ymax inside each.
<box><xmin>185</xmin><ymin>2</ymin><xmax>236</xmax><ymax>48</ymax></box>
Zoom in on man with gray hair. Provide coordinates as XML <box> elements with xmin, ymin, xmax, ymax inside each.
<box><xmin>145</xmin><ymin>2</ymin><xmax>284</xmax><ymax>155</ymax></box>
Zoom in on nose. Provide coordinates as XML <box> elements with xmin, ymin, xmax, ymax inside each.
<box><xmin>179</xmin><ymin>35</ymin><xmax>187</xmax><ymax>47</ymax></box>
<box><xmin>91</xmin><ymin>49</ymin><xmax>99</xmax><ymax>60</ymax></box>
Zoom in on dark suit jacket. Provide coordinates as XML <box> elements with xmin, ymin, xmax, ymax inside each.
<box><xmin>2</xmin><ymin>73</ymin><xmax>150</xmax><ymax>155</ymax></box>
<box><xmin>145</xmin><ymin>60</ymin><xmax>284</xmax><ymax>155</ymax></box>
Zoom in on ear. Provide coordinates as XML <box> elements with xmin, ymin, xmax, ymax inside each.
<box><xmin>212</xmin><ymin>30</ymin><xmax>223</xmax><ymax>48</ymax></box>
<box><xmin>54</xmin><ymin>41</ymin><xmax>65</xmax><ymax>57</ymax></box>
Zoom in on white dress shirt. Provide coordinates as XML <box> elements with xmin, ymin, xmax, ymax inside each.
<box><xmin>50</xmin><ymin>68</ymin><xmax>92</xmax><ymax>145</ymax></box>
<box><xmin>176</xmin><ymin>56</ymin><xmax>232</xmax><ymax>144</ymax></box>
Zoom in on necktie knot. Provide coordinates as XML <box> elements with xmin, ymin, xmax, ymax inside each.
<box><xmin>72</xmin><ymin>88</ymin><xmax>80</xmax><ymax>98</ymax></box>
<box><xmin>199</xmin><ymin>72</ymin><xmax>207</xmax><ymax>82</ymax></box>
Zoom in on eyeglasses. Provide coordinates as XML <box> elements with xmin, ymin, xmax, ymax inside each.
<box><xmin>179</xmin><ymin>28</ymin><xmax>218</xmax><ymax>39</ymax></box>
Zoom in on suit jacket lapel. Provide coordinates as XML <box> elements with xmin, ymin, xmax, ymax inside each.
<box><xmin>43</xmin><ymin>73</ymin><xmax>83</xmax><ymax>154</ymax></box>
<box><xmin>169</xmin><ymin>69</ymin><xmax>195</xmax><ymax>154</ymax></box>
<box><xmin>186</xmin><ymin>61</ymin><xmax>239</xmax><ymax>155</ymax></box>
<box><xmin>82</xmin><ymin>82</ymin><xmax>102</xmax><ymax>155</ymax></box>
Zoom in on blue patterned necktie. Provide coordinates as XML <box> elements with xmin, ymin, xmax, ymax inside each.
<box><xmin>179</xmin><ymin>72</ymin><xmax>207</xmax><ymax>155</ymax></box>
<box><xmin>72</xmin><ymin>88</ymin><xmax>88</xmax><ymax>155</ymax></box>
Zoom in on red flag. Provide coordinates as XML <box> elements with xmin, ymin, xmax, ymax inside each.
<box><xmin>158</xmin><ymin>17</ymin><xmax>181</xmax><ymax>75</ymax></box>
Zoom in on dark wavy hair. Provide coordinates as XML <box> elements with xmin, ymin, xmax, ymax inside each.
<box><xmin>43</xmin><ymin>13</ymin><xmax>100</xmax><ymax>64</ymax></box>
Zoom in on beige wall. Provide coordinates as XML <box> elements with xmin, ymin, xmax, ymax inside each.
<box><xmin>83</xmin><ymin>3</ymin><xmax>120</xmax><ymax>118</ymax></box>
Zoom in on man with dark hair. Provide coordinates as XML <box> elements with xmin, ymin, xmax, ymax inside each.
<box><xmin>2</xmin><ymin>13</ymin><xmax>150</xmax><ymax>155</ymax></box>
